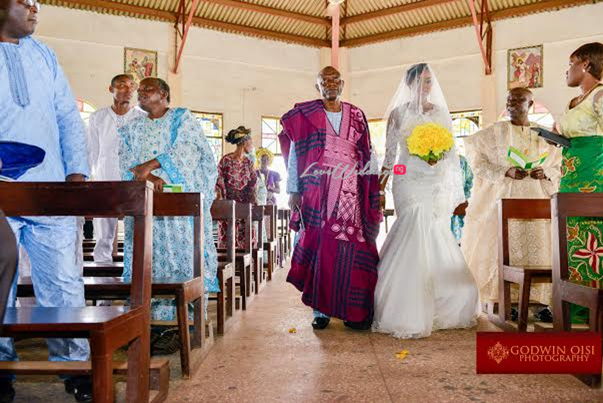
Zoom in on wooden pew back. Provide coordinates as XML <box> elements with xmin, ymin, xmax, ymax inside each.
<box><xmin>498</xmin><ymin>198</ymin><xmax>551</xmax><ymax>267</ymax></box>
<box><xmin>0</xmin><ymin>181</ymin><xmax>152</xmax><ymax>308</ymax></box>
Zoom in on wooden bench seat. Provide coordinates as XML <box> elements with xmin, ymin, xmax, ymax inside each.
<box><xmin>0</xmin><ymin>181</ymin><xmax>156</xmax><ymax>403</ymax></box>
<box><xmin>83</xmin><ymin>262</ymin><xmax>124</xmax><ymax>277</ymax></box>
<box><xmin>17</xmin><ymin>274</ymin><xmax>209</xmax><ymax>379</ymax></box>
<box><xmin>0</xmin><ymin>359</ymin><xmax>169</xmax><ymax>403</ymax></box>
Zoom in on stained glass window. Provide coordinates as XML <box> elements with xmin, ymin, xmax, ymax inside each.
<box><xmin>193</xmin><ymin>112</ymin><xmax>223</xmax><ymax>162</ymax></box>
<box><xmin>451</xmin><ymin>110</ymin><xmax>482</xmax><ymax>156</ymax></box>
<box><xmin>77</xmin><ymin>99</ymin><xmax>96</xmax><ymax>127</ymax></box>
<box><xmin>500</xmin><ymin>102</ymin><xmax>555</xmax><ymax>129</ymax></box>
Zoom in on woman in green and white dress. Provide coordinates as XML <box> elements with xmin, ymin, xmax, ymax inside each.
<box><xmin>556</xmin><ymin>42</ymin><xmax>603</xmax><ymax>323</ymax></box>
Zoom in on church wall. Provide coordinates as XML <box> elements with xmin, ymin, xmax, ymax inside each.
<box><xmin>348</xmin><ymin>2</ymin><xmax>603</xmax><ymax>123</ymax></box>
<box><xmin>34</xmin><ymin>6</ymin><xmax>320</xmax><ymax>152</ymax></box>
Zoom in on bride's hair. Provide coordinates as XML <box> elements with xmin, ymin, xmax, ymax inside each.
<box><xmin>405</xmin><ymin>63</ymin><xmax>428</xmax><ymax>86</ymax></box>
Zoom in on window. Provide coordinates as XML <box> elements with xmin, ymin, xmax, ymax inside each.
<box><xmin>77</xmin><ymin>99</ymin><xmax>96</xmax><ymax>127</ymax></box>
<box><xmin>451</xmin><ymin>110</ymin><xmax>482</xmax><ymax>156</ymax></box>
<box><xmin>500</xmin><ymin>102</ymin><xmax>555</xmax><ymax>130</ymax></box>
<box><xmin>261</xmin><ymin>116</ymin><xmax>288</xmax><ymax>207</ymax></box>
<box><xmin>261</xmin><ymin>116</ymin><xmax>282</xmax><ymax>155</ymax></box>
<box><xmin>193</xmin><ymin>112</ymin><xmax>223</xmax><ymax>162</ymax></box>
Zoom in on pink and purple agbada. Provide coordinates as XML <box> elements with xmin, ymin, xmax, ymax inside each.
<box><xmin>279</xmin><ymin>99</ymin><xmax>382</xmax><ymax>323</ymax></box>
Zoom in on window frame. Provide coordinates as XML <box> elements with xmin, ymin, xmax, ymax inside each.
<box><xmin>192</xmin><ymin>110</ymin><xmax>224</xmax><ymax>161</ymax></box>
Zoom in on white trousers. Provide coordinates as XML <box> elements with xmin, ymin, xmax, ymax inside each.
<box><xmin>92</xmin><ymin>218</ymin><xmax>118</xmax><ymax>263</ymax></box>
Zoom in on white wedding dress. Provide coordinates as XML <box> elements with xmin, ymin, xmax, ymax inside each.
<box><xmin>372</xmin><ymin>104</ymin><xmax>480</xmax><ymax>339</ymax></box>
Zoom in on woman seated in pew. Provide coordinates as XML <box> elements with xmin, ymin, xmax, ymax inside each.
<box><xmin>118</xmin><ymin>77</ymin><xmax>220</xmax><ymax>352</ymax></box>
<box><xmin>555</xmin><ymin>42</ymin><xmax>603</xmax><ymax>324</ymax></box>
<box><xmin>215</xmin><ymin>126</ymin><xmax>258</xmax><ymax>249</ymax></box>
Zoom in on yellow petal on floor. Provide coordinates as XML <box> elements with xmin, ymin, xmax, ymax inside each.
<box><xmin>395</xmin><ymin>350</ymin><xmax>410</xmax><ymax>360</ymax></box>
<box><xmin>288</xmin><ymin>328</ymin><xmax>297</xmax><ymax>334</ymax></box>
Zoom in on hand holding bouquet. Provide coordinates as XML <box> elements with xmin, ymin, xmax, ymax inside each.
<box><xmin>406</xmin><ymin>123</ymin><xmax>454</xmax><ymax>165</ymax></box>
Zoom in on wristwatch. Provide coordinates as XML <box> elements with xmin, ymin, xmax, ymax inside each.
<box><xmin>379</xmin><ymin>190</ymin><xmax>385</xmax><ymax>196</ymax></box>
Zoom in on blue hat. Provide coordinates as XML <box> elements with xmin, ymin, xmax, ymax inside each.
<box><xmin>0</xmin><ymin>141</ymin><xmax>46</xmax><ymax>180</ymax></box>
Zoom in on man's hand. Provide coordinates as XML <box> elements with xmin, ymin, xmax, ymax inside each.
<box><xmin>505</xmin><ymin>167</ymin><xmax>528</xmax><ymax>180</ymax></box>
<box><xmin>66</xmin><ymin>174</ymin><xmax>86</xmax><ymax>182</ymax></box>
<box><xmin>289</xmin><ymin>193</ymin><xmax>301</xmax><ymax>211</ymax></box>
<box><xmin>427</xmin><ymin>159</ymin><xmax>438</xmax><ymax>166</ymax></box>
<box><xmin>380</xmin><ymin>194</ymin><xmax>386</xmax><ymax>210</ymax></box>
<box><xmin>147</xmin><ymin>174</ymin><xmax>166</xmax><ymax>193</ymax></box>
<box><xmin>530</xmin><ymin>167</ymin><xmax>547</xmax><ymax>180</ymax></box>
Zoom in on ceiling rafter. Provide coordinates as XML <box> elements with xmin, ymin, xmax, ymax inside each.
<box><xmin>203</xmin><ymin>0</ymin><xmax>330</xmax><ymax>26</ymax></box>
<box><xmin>54</xmin><ymin>0</ymin><xmax>330</xmax><ymax>47</ymax></box>
<box><xmin>341</xmin><ymin>0</ymin><xmax>457</xmax><ymax>26</ymax></box>
<box><xmin>341</xmin><ymin>0</ymin><xmax>594</xmax><ymax>48</ymax></box>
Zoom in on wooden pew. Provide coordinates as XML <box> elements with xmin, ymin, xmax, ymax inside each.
<box><xmin>209</xmin><ymin>200</ymin><xmax>236</xmax><ymax>335</ymax></box>
<box><xmin>217</xmin><ymin>202</ymin><xmax>254</xmax><ymax>310</ymax></box>
<box><xmin>83</xmin><ymin>262</ymin><xmax>124</xmax><ymax>277</ymax></box>
<box><xmin>551</xmin><ymin>193</ymin><xmax>603</xmax><ymax>387</ymax></box>
<box><xmin>0</xmin><ymin>181</ymin><xmax>160</xmax><ymax>403</ymax></box>
<box><xmin>19</xmin><ymin>193</ymin><xmax>214</xmax><ymax>379</ymax></box>
<box><xmin>263</xmin><ymin>205</ymin><xmax>278</xmax><ymax>280</ymax></box>
<box><xmin>252</xmin><ymin>205</ymin><xmax>266</xmax><ymax>294</ymax></box>
<box><xmin>492</xmin><ymin>199</ymin><xmax>552</xmax><ymax>332</ymax></box>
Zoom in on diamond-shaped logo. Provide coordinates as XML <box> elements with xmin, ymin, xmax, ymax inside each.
<box><xmin>488</xmin><ymin>342</ymin><xmax>510</xmax><ymax>364</ymax></box>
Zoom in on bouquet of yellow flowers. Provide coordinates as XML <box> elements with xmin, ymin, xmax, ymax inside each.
<box><xmin>406</xmin><ymin>123</ymin><xmax>454</xmax><ymax>163</ymax></box>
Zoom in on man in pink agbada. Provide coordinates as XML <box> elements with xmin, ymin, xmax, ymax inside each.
<box><xmin>278</xmin><ymin>66</ymin><xmax>382</xmax><ymax>330</ymax></box>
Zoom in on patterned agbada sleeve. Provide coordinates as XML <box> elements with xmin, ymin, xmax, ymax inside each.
<box><xmin>464</xmin><ymin>125</ymin><xmax>509</xmax><ymax>184</ymax></box>
<box><xmin>51</xmin><ymin>50</ymin><xmax>90</xmax><ymax>178</ymax></box>
<box><xmin>540</xmin><ymin>140</ymin><xmax>562</xmax><ymax>195</ymax></box>
<box><xmin>117</xmin><ymin>121</ymin><xmax>139</xmax><ymax>181</ymax></box>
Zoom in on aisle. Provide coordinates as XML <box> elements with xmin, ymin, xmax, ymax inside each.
<box><xmin>167</xmin><ymin>265</ymin><xmax>602</xmax><ymax>403</ymax></box>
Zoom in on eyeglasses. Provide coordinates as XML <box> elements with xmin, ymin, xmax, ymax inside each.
<box><xmin>19</xmin><ymin>0</ymin><xmax>41</xmax><ymax>12</ymax></box>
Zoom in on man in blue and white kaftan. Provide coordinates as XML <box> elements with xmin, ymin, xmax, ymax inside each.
<box><xmin>0</xmin><ymin>0</ymin><xmax>91</xmax><ymax>400</ymax></box>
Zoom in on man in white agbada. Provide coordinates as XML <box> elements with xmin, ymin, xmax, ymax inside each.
<box><xmin>87</xmin><ymin>74</ymin><xmax>146</xmax><ymax>263</ymax></box>
<box><xmin>461</xmin><ymin>87</ymin><xmax>562</xmax><ymax>321</ymax></box>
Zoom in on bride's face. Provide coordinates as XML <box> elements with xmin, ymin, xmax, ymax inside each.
<box><xmin>419</xmin><ymin>70</ymin><xmax>433</xmax><ymax>98</ymax></box>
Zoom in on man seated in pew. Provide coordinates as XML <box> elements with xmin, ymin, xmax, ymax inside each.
<box><xmin>118</xmin><ymin>77</ymin><xmax>219</xmax><ymax>353</ymax></box>
<box><xmin>461</xmin><ymin>87</ymin><xmax>562</xmax><ymax>323</ymax></box>
<box><xmin>87</xmin><ymin>74</ymin><xmax>145</xmax><ymax>263</ymax></box>
<box><xmin>0</xmin><ymin>1</ymin><xmax>93</xmax><ymax>401</ymax></box>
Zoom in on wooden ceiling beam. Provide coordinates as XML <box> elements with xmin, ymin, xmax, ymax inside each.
<box><xmin>341</xmin><ymin>0</ymin><xmax>594</xmax><ymax>47</ymax></box>
<box><xmin>190</xmin><ymin>15</ymin><xmax>330</xmax><ymax>47</ymax></box>
<box><xmin>49</xmin><ymin>0</ymin><xmax>177</xmax><ymax>21</ymax></box>
<box><xmin>341</xmin><ymin>0</ymin><xmax>457</xmax><ymax>26</ymax></box>
<box><xmin>203</xmin><ymin>0</ymin><xmax>330</xmax><ymax>26</ymax></box>
<box><xmin>49</xmin><ymin>0</ymin><xmax>329</xmax><ymax>48</ymax></box>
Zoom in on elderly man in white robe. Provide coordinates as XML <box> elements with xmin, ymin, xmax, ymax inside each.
<box><xmin>461</xmin><ymin>87</ymin><xmax>562</xmax><ymax>322</ymax></box>
<box><xmin>87</xmin><ymin>74</ymin><xmax>146</xmax><ymax>263</ymax></box>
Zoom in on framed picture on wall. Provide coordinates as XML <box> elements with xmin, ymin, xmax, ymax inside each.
<box><xmin>124</xmin><ymin>47</ymin><xmax>158</xmax><ymax>84</ymax></box>
<box><xmin>507</xmin><ymin>45</ymin><xmax>543</xmax><ymax>89</ymax></box>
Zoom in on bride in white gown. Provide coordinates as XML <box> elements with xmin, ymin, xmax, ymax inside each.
<box><xmin>372</xmin><ymin>64</ymin><xmax>480</xmax><ymax>339</ymax></box>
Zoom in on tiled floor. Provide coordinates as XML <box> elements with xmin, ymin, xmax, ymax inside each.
<box><xmin>10</xmin><ymin>264</ymin><xmax>603</xmax><ymax>403</ymax></box>
<box><xmin>165</xmin><ymin>266</ymin><xmax>603</xmax><ymax>403</ymax></box>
